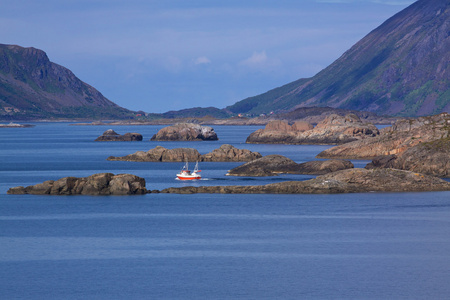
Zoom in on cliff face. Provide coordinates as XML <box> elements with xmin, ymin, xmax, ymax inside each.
<box><xmin>0</xmin><ymin>44</ymin><xmax>132</xmax><ymax>119</ymax></box>
<box><xmin>227</xmin><ymin>0</ymin><xmax>450</xmax><ymax>117</ymax></box>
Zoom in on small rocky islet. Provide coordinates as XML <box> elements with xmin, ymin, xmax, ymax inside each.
<box><xmin>226</xmin><ymin>155</ymin><xmax>354</xmax><ymax>177</ymax></box>
<box><xmin>107</xmin><ymin>144</ymin><xmax>262</xmax><ymax>162</ymax></box>
<box><xmin>7</xmin><ymin>173</ymin><xmax>147</xmax><ymax>195</ymax></box>
<box><xmin>151</xmin><ymin>123</ymin><xmax>218</xmax><ymax>141</ymax></box>
<box><xmin>95</xmin><ymin>129</ymin><xmax>143</xmax><ymax>141</ymax></box>
<box><xmin>246</xmin><ymin>114</ymin><xmax>379</xmax><ymax>145</ymax></box>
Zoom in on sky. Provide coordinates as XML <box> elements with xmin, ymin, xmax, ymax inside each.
<box><xmin>1</xmin><ymin>0</ymin><xmax>415</xmax><ymax>113</ymax></box>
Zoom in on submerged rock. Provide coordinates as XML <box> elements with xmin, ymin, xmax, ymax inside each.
<box><xmin>95</xmin><ymin>129</ymin><xmax>143</xmax><ymax>141</ymax></box>
<box><xmin>246</xmin><ymin>114</ymin><xmax>378</xmax><ymax>145</ymax></box>
<box><xmin>7</xmin><ymin>173</ymin><xmax>148</xmax><ymax>195</ymax></box>
<box><xmin>150</xmin><ymin>123</ymin><xmax>218</xmax><ymax>141</ymax></box>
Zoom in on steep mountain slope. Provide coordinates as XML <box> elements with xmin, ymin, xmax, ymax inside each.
<box><xmin>0</xmin><ymin>44</ymin><xmax>132</xmax><ymax>120</ymax></box>
<box><xmin>227</xmin><ymin>0</ymin><xmax>450</xmax><ymax>117</ymax></box>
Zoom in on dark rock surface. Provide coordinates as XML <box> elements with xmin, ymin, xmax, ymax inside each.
<box><xmin>108</xmin><ymin>145</ymin><xmax>261</xmax><ymax>162</ymax></box>
<box><xmin>296</xmin><ymin>160</ymin><xmax>355</xmax><ymax>175</ymax></box>
<box><xmin>7</xmin><ymin>173</ymin><xmax>147</xmax><ymax>195</ymax></box>
<box><xmin>150</xmin><ymin>123</ymin><xmax>218</xmax><ymax>141</ymax></box>
<box><xmin>227</xmin><ymin>155</ymin><xmax>299</xmax><ymax>176</ymax></box>
<box><xmin>161</xmin><ymin>168</ymin><xmax>450</xmax><ymax>194</ymax></box>
<box><xmin>366</xmin><ymin>137</ymin><xmax>450</xmax><ymax>177</ymax></box>
<box><xmin>246</xmin><ymin>114</ymin><xmax>378</xmax><ymax>145</ymax></box>
<box><xmin>318</xmin><ymin>113</ymin><xmax>450</xmax><ymax>159</ymax></box>
<box><xmin>95</xmin><ymin>129</ymin><xmax>143</xmax><ymax>141</ymax></box>
<box><xmin>227</xmin><ymin>155</ymin><xmax>354</xmax><ymax>176</ymax></box>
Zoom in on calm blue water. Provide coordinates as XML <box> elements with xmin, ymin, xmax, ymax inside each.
<box><xmin>1</xmin><ymin>123</ymin><xmax>450</xmax><ymax>299</ymax></box>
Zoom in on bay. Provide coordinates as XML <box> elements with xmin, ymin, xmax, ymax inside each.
<box><xmin>1</xmin><ymin>123</ymin><xmax>450</xmax><ymax>299</ymax></box>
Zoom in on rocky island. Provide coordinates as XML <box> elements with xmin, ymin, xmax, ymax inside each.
<box><xmin>161</xmin><ymin>168</ymin><xmax>450</xmax><ymax>194</ymax></box>
<box><xmin>366</xmin><ymin>137</ymin><xmax>450</xmax><ymax>178</ymax></box>
<box><xmin>246</xmin><ymin>114</ymin><xmax>379</xmax><ymax>145</ymax></box>
<box><xmin>107</xmin><ymin>144</ymin><xmax>262</xmax><ymax>162</ymax></box>
<box><xmin>0</xmin><ymin>122</ymin><xmax>35</xmax><ymax>128</ymax></box>
<box><xmin>95</xmin><ymin>129</ymin><xmax>143</xmax><ymax>141</ymax></box>
<box><xmin>226</xmin><ymin>155</ymin><xmax>353</xmax><ymax>176</ymax></box>
<box><xmin>7</xmin><ymin>173</ymin><xmax>147</xmax><ymax>195</ymax></box>
<box><xmin>150</xmin><ymin>123</ymin><xmax>218</xmax><ymax>141</ymax></box>
<box><xmin>317</xmin><ymin>113</ymin><xmax>450</xmax><ymax>159</ymax></box>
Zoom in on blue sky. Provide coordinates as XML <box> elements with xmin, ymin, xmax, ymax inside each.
<box><xmin>1</xmin><ymin>0</ymin><xmax>414</xmax><ymax>113</ymax></box>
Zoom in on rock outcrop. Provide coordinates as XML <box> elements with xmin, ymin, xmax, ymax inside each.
<box><xmin>366</xmin><ymin>137</ymin><xmax>450</xmax><ymax>178</ymax></box>
<box><xmin>246</xmin><ymin>114</ymin><xmax>378</xmax><ymax>144</ymax></box>
<box><xmin>150</xmin><ymin>123</ymin><xmax>218</xmax><ymax>141</ymax></box>
<box><xmin>161</xmin><ymin>168</ymin><xmax>450</xmax><ymax>194</ymax></box>
<box><xmin>107</xmin><ymin>145</ymin><xmax>261</xmax><ymax>162</ymax></box>
<box><xmin>108</xmin><ymin>146</ymin><xmax>202</xmax><ymax>162</ymax></box>
<box><xmin>318</xmin><ymin>113</ymin><xmax>450</xmax><ymax>159</ymax></box>
<box><xmin>201</xmin><ymin>144</ymin><xmax>262</xmax><ymax>162</ymax></box>
<box><xmin>227</xmin><ymin>154</ymin><xmax>353</xmax><ymax>176</ymax></box>
<box><xmin>7</xmin><ymin>173</ymin><xmax>147</xmax><ymax>195</ymax></box>
<box><xmin>227</xmin><ymin>155</ymin><xmax>300</xmax><ymax>176</ymax></box>
<box><xmin>95</xmin><ymin>129</ymin><xmax>143</xmax><ymax>141</ymax></box>
<box><xmin>296</xmin><ymin>160</ymin><xmax>355</xmax><ymax>175</ymax></box>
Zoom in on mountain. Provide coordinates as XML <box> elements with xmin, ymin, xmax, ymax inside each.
<box><xmin>147</xmin><ymin>106</ymin><xmax>231</xmax><ymax>119</ymax></box>
<box><xmin>226</xmin><ymin>0</ymin><xmax>450</xmax><ymax>117</ymax></box>
<box><xmin>0</xmin><ymin>44</ymin><xmax>133</xmax><ymax>120</ymax></box>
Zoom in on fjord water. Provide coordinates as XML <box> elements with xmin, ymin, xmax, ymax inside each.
<box><xmin>1</xmin><ymin>123</ymin><xmax>450</xmax><ymax>299</ymax></box>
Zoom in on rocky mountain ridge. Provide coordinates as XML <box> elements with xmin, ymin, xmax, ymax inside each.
<box><xmin>226</xmin><ymin>0</ymin><xmax>450</xmax><ymax>117</ymax></box>
<box><xmin>0</xmin><ymin>44</ymin><xmax>132</xmax><ymax>120</ymax></box>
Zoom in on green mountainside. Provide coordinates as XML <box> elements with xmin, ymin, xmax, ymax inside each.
<box><xmin>0</xmin><ymin>44</ymin><xmax>133</xmax><ymax>120</ymax></box>
<box><xmin>226</xmin><ymin>0</ymin><xmax>450</xmax><ymax>117</ymax></box>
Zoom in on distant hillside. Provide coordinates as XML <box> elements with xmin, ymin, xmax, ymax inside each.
<box><xmin>0</xmin><ymin>44</ymin><xmax>133</xmax><ymax>120</ymax></box>
<box><xmin>147</xmin><ymin>106</ymin><xmax>231</xmax><ymax>119</ymax></box>
<box><xmin>226</xmin><ymin>0</ymin><xmax>450</xmax><ymax>117</ymax></box>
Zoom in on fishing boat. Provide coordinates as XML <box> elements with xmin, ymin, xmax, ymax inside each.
<box><xmin>176</xmin><ymin>161</ymin><xmax>201</xmax><ymax>180</ymax></box>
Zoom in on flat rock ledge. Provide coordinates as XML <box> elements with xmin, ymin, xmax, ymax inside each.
<box><xmin>227</xmin><ymin>154</ymin><xmax>353</xmax><ymax>176</ymax></box>
<box><xmin>7</xmin><ymin>173</ymin><xmax>147</xmax><ymax>195</ymax></box>
<box><xmin>151</xmin><ymin>123</ymin><xmax>218</xmax><ymax>141</ymax></box>
<box><xmin>161</xmin><ymin>169</ymin><xmax>450</xmax><ymax>194</ymax></box>
<box><xmin>107</xmin><ymin>144</ymin><xmax>262</xmax><ymax>162</ymax></box>
<box><xmin>95</xmin><ymin>129</ymin><xmax>143</xmax><ymax>141</ymax></box>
